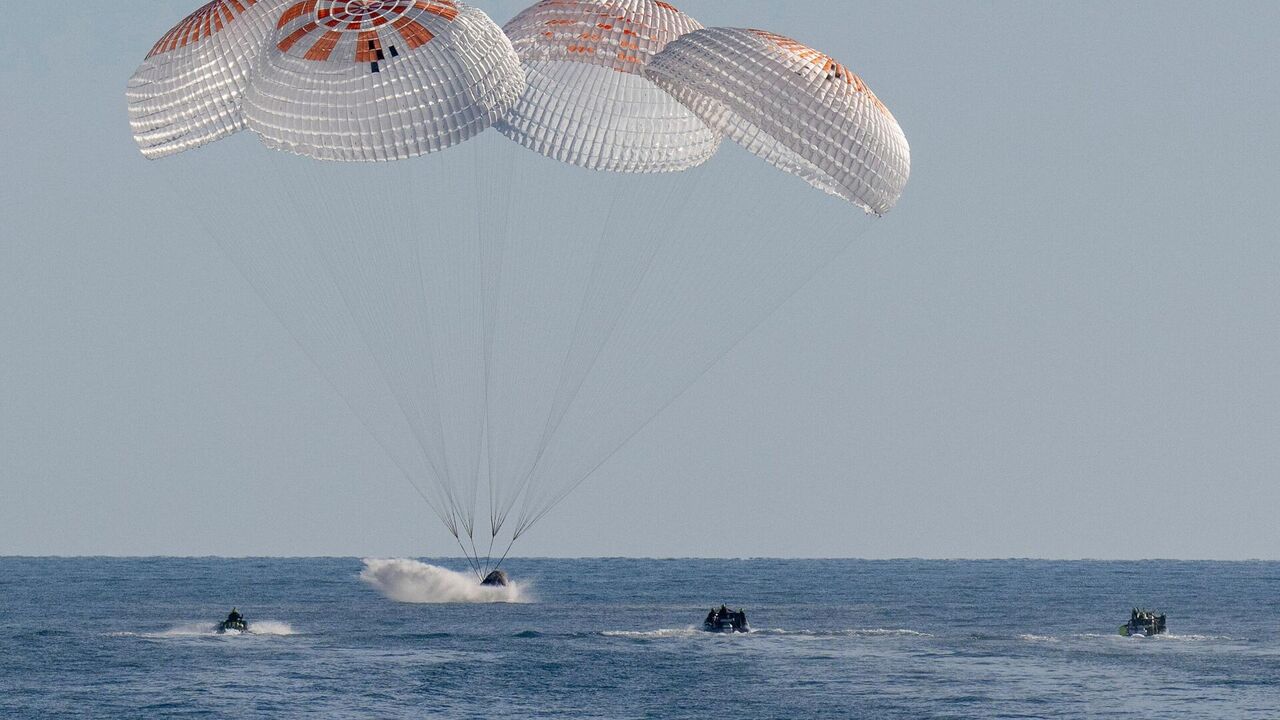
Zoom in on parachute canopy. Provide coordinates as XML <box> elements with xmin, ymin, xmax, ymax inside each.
<box><xmin>127</xmin><ymin>0</ymin><xmax>290</xmax><ymax>159</ymax></box>
<box><xmin>498</xmin><ymin>0</ymin><xmax>720</xmax><ymax>173</ymax></box>
<box><xmin>646</xmin><ymin>27</ymin><xmax>911</xmax><ymax>214</ymax></box>
<box><xmin>243</xmin><ymin>0</ymin><xmax>525</xmax><ymax>161</ymax></box>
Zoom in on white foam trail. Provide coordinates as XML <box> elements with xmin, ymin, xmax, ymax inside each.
<box><xmin>601</xmin><ymin>627</ymin><xmax>930</xmax><ymax>639</ymax></box>
<box><xmin>752</xmin><ymin>628</ymin><xmax>931</xmax><ymax>638</ymax></box>
<box><xmin>246</xmin><ymin>621</ymin><xmax>297</xmax><ymax>636</ymax></box>
<box><xmin>153</xmin><ymin>623</ymin><xmax>216</xmax><ymax>637</ymax></box>
<box><xmin>359</xmin><ymin>558</ymin><xmax>528</xmax><ymax>604</ymax></box>
<box><xmin>1127</xmin><ymin>632</ymin><xmax>1230</xmax><ymax>642</ymax></box>
<box><xmin>1018</xmin><ymin>632</ymin><xmax>1234</xmax><ymax>643</ymax></box>
<box><xmin>602</xmin><ymin>627</ymin><xmax>701</xmax><ymax>638</ymax></box>
<box><xmin>114</xmin><ymin>621</ymin><xmax>297</xmax><ymax>638</ymax></box>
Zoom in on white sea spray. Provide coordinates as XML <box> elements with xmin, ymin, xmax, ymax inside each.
<box><xmin>359</xmin><ymin>558</ymin><xmax>529</xmax><ymax>604</ymax></box>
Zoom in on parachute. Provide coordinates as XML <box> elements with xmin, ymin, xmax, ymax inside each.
<box><xmin>127</xmin><ymin>1</ymin><xmax>911</xmax><ymax>578</ymax></box>
<box><xmin>646</xmin><ymin>27</ymin><xmax>910</xmax><ymax>214</ymax></box>
<box><xmin>128</xmin><ymin>0</ymin><xmax>291</xmax><ymax>159</ymax></box>
<box><xmin>243</xmin><ymin>1</ymin><xmax>524</xmax><ymax>161</ymax></box>
<box><xmin>498</xmin><ymin>0</ymin><xmax>720</xmax><ymax>172</ymax></box>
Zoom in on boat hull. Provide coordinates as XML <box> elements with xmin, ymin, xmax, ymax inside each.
<box><xmin>217</xmin><ymin>620</ymin><xmax>249</xmax><ymax>634</ymax></box>
<box><xmin>701</xmin><ymin>614</ymin><xmax>750</xmax><ymax>633</ymax></box>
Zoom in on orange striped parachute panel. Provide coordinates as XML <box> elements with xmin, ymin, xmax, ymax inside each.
<box><xmin>748</xmin><ymin>30</ymin><xmax>897</xmax><ymax>125</ymax></box>
<box><xmin>128</xmin><ymin>0</ymin><xmax>291</xmax><ymax>159</ymax></box>
<box><xmin>498</xmin><ymin>0</ymin><xmax>720</xmax><ymax>173</ymax></box>
<box><xmin>504</xmin><ymin>0</ymin><xmax>695</xmax><ymax>72</ymax></box>
<box><xmin>145</xmin><ymin>0</ymin><xmax>261</xmax><ymax>59</ymax></box>
<box><xmin>242</xmin><ymin>1</ymin><xmax>524</xmax><ymax>161</ymax></box>
<box><xmin>268</xmin><ymin>1</ymin><xmax>462</xmax><ymax>66</ymax></box>
<box><xmin>646</xmin><ymin>27</ymin><xmax>910</xmax><ymax>214</ymax></box>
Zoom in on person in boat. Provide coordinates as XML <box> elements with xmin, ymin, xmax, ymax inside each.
<box><xmin>705</xmin><ymin>608</ymin><xmax>717</xmax><ymax>625</ymax></box>
<box><xmin>226</xmin><ymin>608</ymin><xmax>243</xmax><ymax>624</ymax></box>
<box><xmin>736</xmin><ymin>609</ymin><xmax>748</xmax><ymax>629</ymax></box>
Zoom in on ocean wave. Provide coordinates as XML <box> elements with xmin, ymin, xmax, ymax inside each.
<box><xmin>359</xmin><ymin>558</ymin><xmax>530</xmax><ymax>604</ymax></box>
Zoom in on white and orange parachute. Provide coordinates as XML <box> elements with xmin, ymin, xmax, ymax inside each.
<box><xmin>244</xmin><ymin>0</ymin><xmax>524</xmax><ymax>161</ymax></box>
<box><xmin>498</xmin><ymin>0</ymin><xmax>720</xmax><ymax>173</ymax></box>
<box><xmin>128</xmin><ymin>0</ymin><xmax>292</xmax><ymax>159</ymax></box>
<box><xmin>125</xmin><ymin>1</ymin><xmax>912</xmax><ymax>575</ymax></box>
<box><xmin>646</xmin><ymin>27</ymin><xmax>911</xmax><ymax>214</ymax></box>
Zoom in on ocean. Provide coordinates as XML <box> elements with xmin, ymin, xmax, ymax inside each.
<box><xmin>1</xmin><ymin>558</ymin><xmax>1276</xmax><ymax>718</ymax></box>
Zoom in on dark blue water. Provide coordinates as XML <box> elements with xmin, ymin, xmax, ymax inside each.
<box><xmin>1</xmin><ymin>558</ymin><xmax>1277</xmax><ymax>718</ymax></box>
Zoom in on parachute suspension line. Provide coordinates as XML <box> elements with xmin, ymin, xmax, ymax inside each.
<box><xmin>256</xmin><ymin>155</ymin><xmax>461</xmax><ymax>547</ymax></box>
<box><xmin>483</xmin><ymin>149</ymin><xmax>609</xmax><ymax>550</ymax></box>
<box><xmin>451</xmin><ymin>528</ymin><xmax>484</xmax><ymax>582</ymax></box>
<box><xmin>506</xmin><ymin>168</ymin><xmax>708</xmax><ymax>536</ymax></box>
<box><xmin>489</xmin><ymin>541</ymin><xmax>515</xmax><ymax>576</ymax></box>
<box><xmin>481</xmin><ymin>149</ymin><xmax>504</xmax><ymax>548</ymax></box>
<box><xmin>269</xmin><ymin>160</ymin><xmax>461</xmax><ymax>528</ymax></box>
<box><xmin>512</xmin><ymin>189</ymin><xmax>878</xmax><ymax>540</ymax></box>
<box><xmin>339</xmin><ymin>168</ymin><xmax>465</xmax><ymax>524</ymax></box>
<box><xmin>356</xmin><ymin>162</ymin><xmax>483</xmax><ymax>553</ymax></box>
<box><xmin>407</xmin><ymin>201</ymin><xmax>469</xmax><ymax>541</ymax></box>
<box><xmin>520</xmin><ymin>217</ymin><xmax>873</xmax><ymax>535</ymax></box>
<box><xmin>500</xmin><ymin>169</ymin><xmax>706</xmax><ymax>537</ymax></box>
<box><xmin>475</xmin><ymin>141</ymin><xmax>502</xmax><ymax>545</ymax></box>
<box><xmin>467</xmin><ymin>139</ymin><xmax>492</xmax><ymax>553</ymax></box>
<box><xmin>483</xmin><ymin>533</ymin><xmax>497</xmax><ymax>577</ymax></box>
<box><xmin>509</xmin><ymin>172</ymin><xmax>777</xmax><ymax>533</ymax></box>
<box><xmin>415</xmin><ymin>165</ymin><xmax>483</xmax><ymax>557</ymax></box>
<box><xmin>380</xmin><ymin>161</ymin><xmax>468</xmax><ymax>543</ymax></box>
<box><xmin>482</xmin><ymin>146</ymin><xmax>541</xmax><ymax>573</ymax></box>
<box><xmin>479</xmin><ymin>142</ymin><xmax>526</xmax><ymax>552</ymax></box>
<box><xmin>161</xmin><ymin>169</ymin><xmax>453</xmax><ymax>536</ymax></box>
<box><xmin>487</xmin><ymin>187</ymin><xmax>625</xmax><ymax>536</ymax></box>
<box><xmin>373</xmin><ymin>160</ymin><xmax>467</xmax><ymax>546</ymax></box>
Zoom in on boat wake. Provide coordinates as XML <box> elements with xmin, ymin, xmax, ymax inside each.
<box><xmin>359</xmin><ymin>558</ymin><xmax>529</xmax><ymax>604</ymax></box>
<box><xmin>601</xmin><ymin>627</ymin><xmax>702</xmax><ymax>639</ymax></box>
<box><xmin>1017</xmin><ymin>633</ymin><xmax>1062</xmax><ymax>643</ymax></box>
<box><xmin>237</xmin><ymin>620</ymin><xmax>296</xmax><ymax>636</ymax></box>
<box><xmin>1019</xmin><ymin>632</ymin><xmax>1232</xmax><ymax>644</ymax></box>
<box><xmin>754</xmin><ymin>628</ymin><xmax>931</xmax><ymax>638</ymax></box>
<box><xmin>1119</xmin><ymin>632</ymin><xmax>1232</xmax><ymax>642</ymax></box>
<box><xmin>601</xmin><ymin>627</ymin><xmax>930</xmax><ymax>639</ymax></box>
<box><xmin>112</xmin><ymin>621</ymin><xmax>297</xmax><ymax>638</ymax></box>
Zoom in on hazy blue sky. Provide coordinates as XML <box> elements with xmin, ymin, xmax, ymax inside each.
<box><xmin>2</xmin><ymin>1</ymin><xmax>1278</xmax><ymax>559</ymax></box>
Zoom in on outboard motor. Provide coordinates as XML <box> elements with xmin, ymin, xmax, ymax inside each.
<box><xmin>481</xmin><ymin>570</ymin><xmax>509</xmax><ymax>587</ymax></box>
